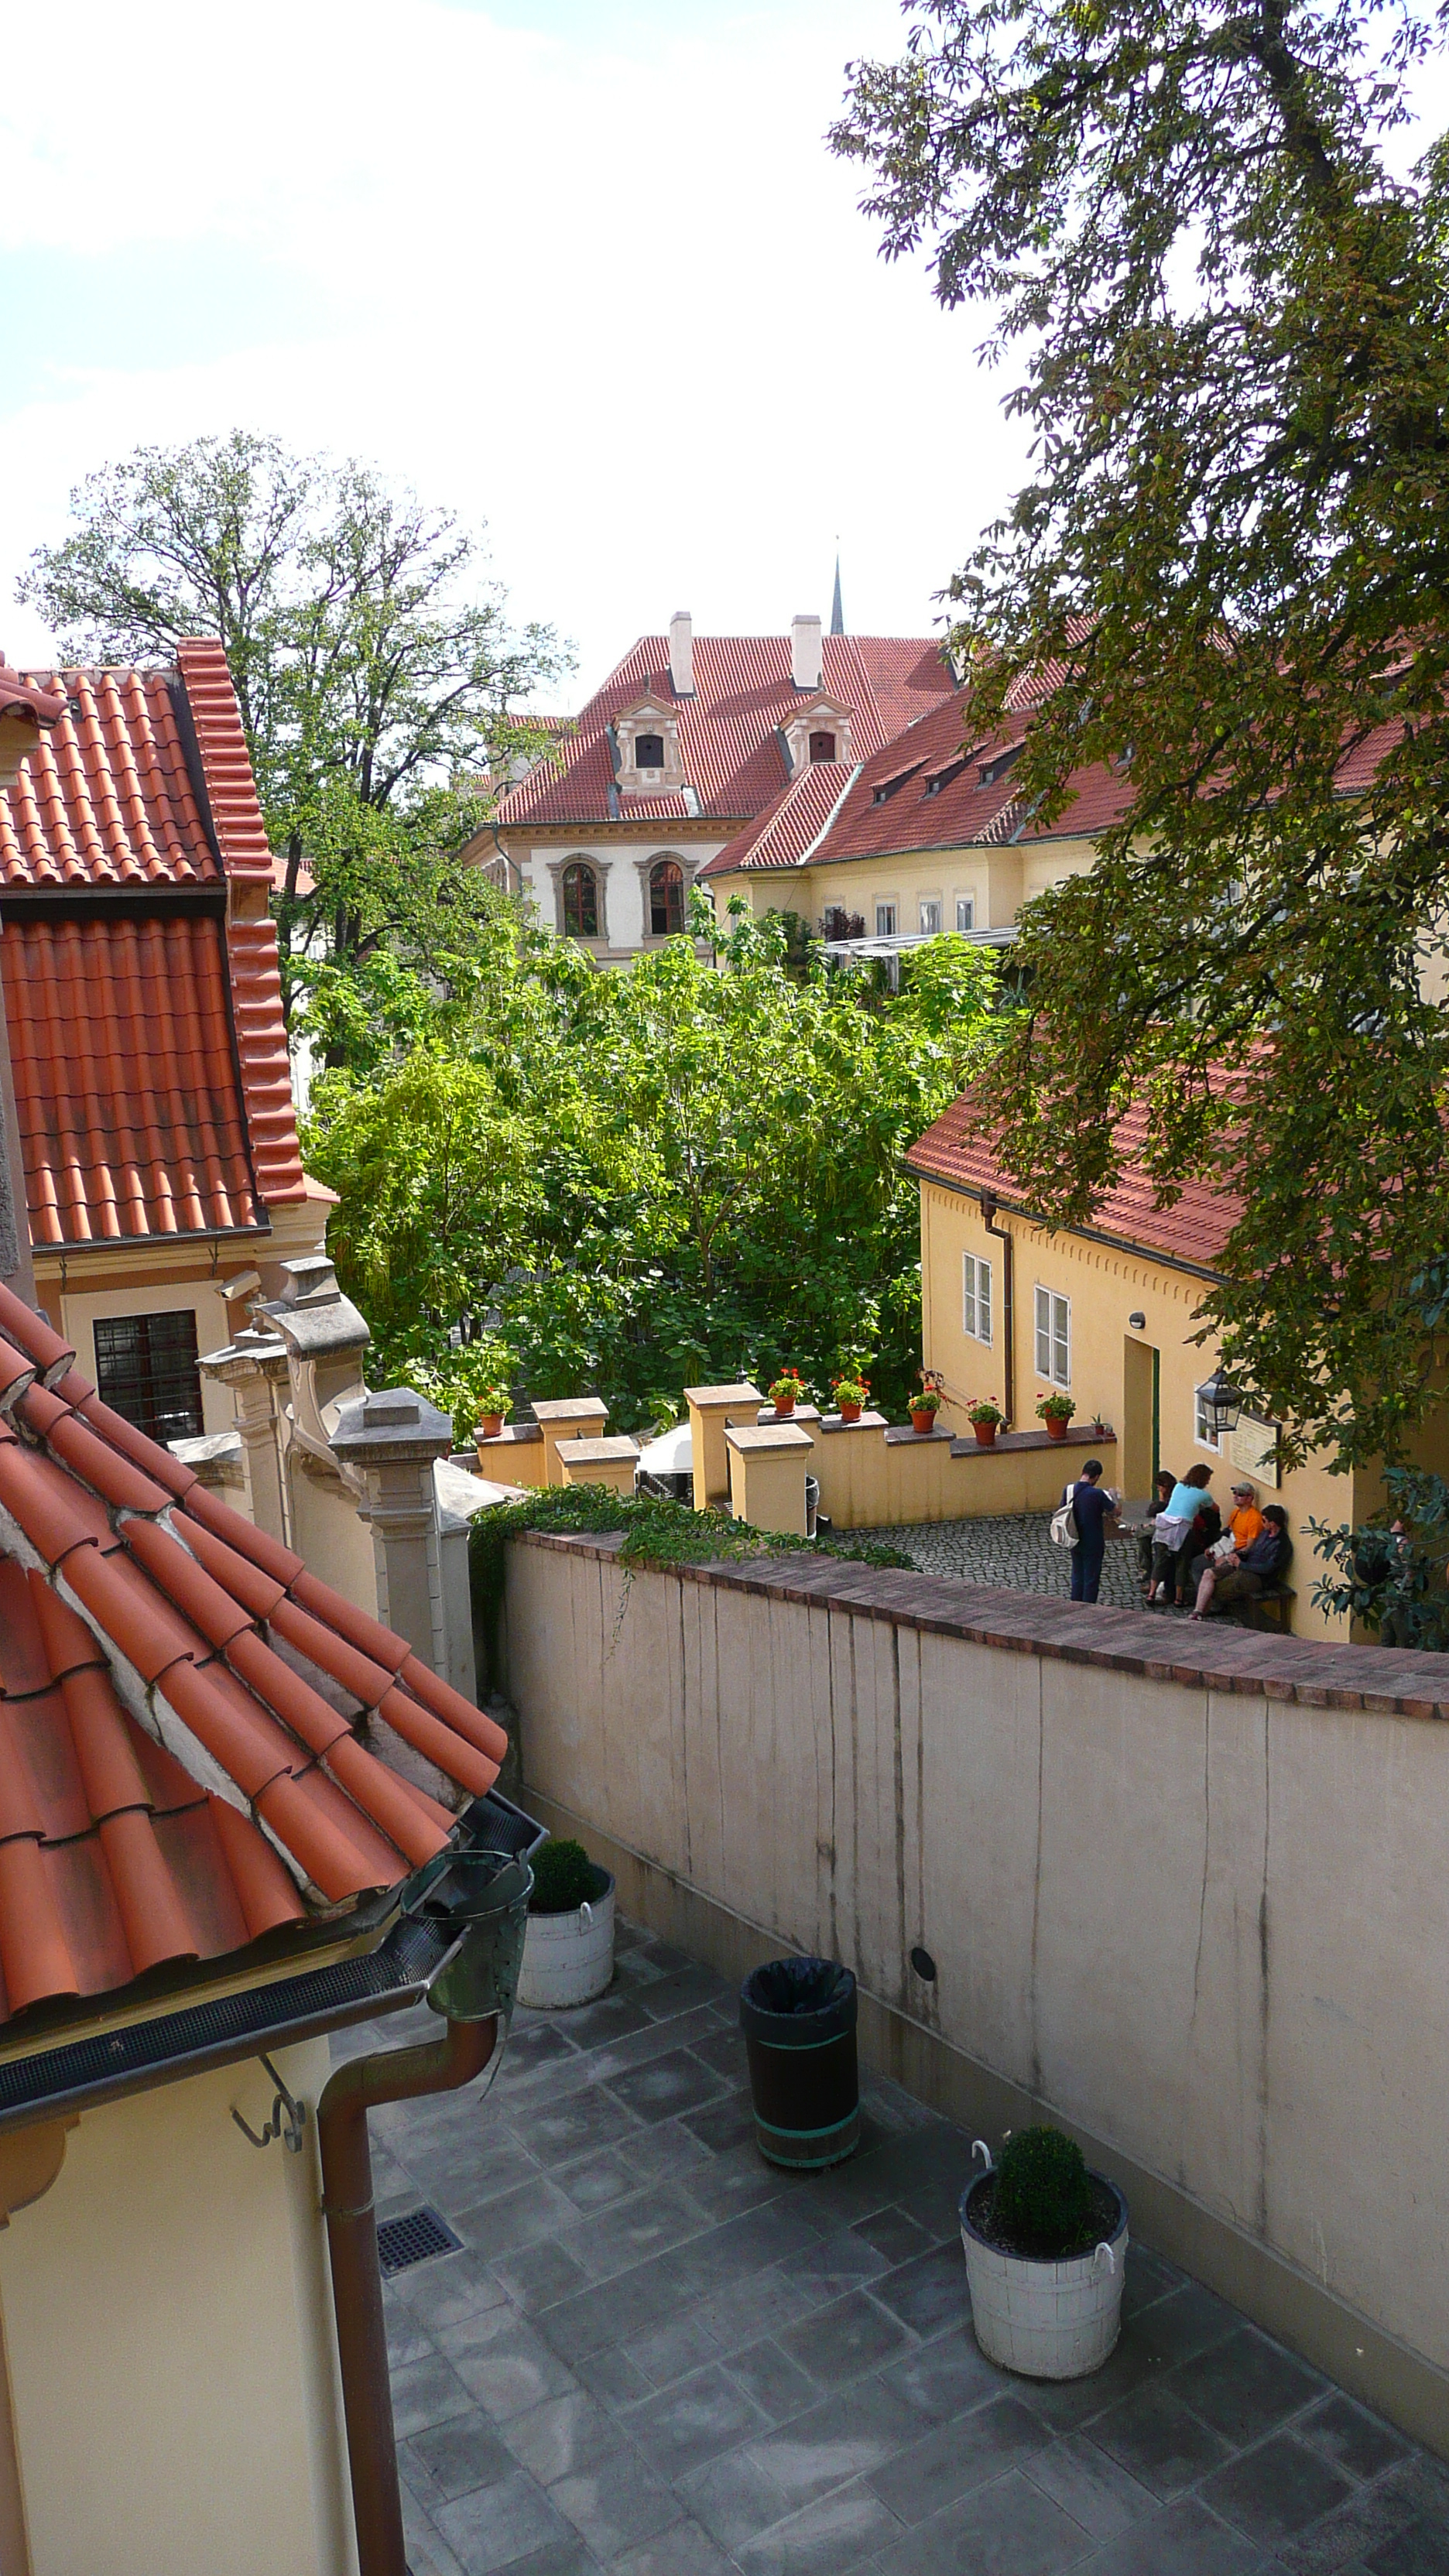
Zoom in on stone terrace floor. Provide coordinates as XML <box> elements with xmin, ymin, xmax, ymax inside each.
<box><xmin>874</xmin><ymin>1511</ymin><xmax>1150</xmax><ymax>1610</ymax></box>
<box><xmin>341</xmin><ymin>1923</ymin><xmax>1449</xmax><ymax>2576</ymax></box>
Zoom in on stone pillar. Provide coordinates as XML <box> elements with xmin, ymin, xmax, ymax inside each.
<box><xmin>683</xmin><ymin>1382</ymin><xmax>763</xmax><ymax>1512</ymax></box>
<box><xmin>724</xmin><ymin>1420</ymin><xmax>814</xmax><ymax>1536</ymax></box>
<box><xmin>330</xmin><ymin>1389</ymin><xmax>454</xmax><ymax>1673</ymax></box>
<box><xmin>529</xmin><ymin>1397</ymin><xmax>609</xmax><ymax>1487</ymax></box>
<box><xmin>197</xmin><ymin>1325</ymin><xmax>293</xmax><ymax>1545</ymax></box>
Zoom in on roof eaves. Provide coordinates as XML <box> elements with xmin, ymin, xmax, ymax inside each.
<box><xmin>800</xmin><ymin>763</ymin><xmax>863</xmax><ymax>865</ymax></box>
<box><xmin>904</xmin><ymin>1161</ymin><xmax>1226</xmax><ymax>1287</ymax></box>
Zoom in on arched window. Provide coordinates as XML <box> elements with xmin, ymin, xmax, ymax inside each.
<box><xmin>809</xmin><ymin>730</ymin><xmax>836</xmax><ymax>762</ymax></box>
<box><xmin>649</xmin><ymin>858</ymin><xmax>686</xmax><ymax>936</ymax></box>
<box><xmin>562</xmin><ymin>862</ymin><xmax>599</xmax><ymax>937</ymax></box>
<box><xmin>635</xmin><ymin>732</ymin><xmax>666</xmax><ymax>769</ymax></box>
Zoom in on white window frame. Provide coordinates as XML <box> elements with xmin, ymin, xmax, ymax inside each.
<box><xmin>919</xmin><ymin>897</ymin><xmax>942</xmax><ymax>934</ymax></box>
<box><xmin>955</xmin><ymin>895</ymin><xmax>975</xmax><ymax>932</ymax></box>
<box><xmin>1194</xmin><ymin>1387</ymin><xmax>1225</xmax><ymax>1454</ymax></box>
<box><xmin>875</xmin><ymin>901</ymin><xmax>897</xmax><ymax>937</ymax></box>
<box><xmin>1034</xmin><ymin>1285</ymin><xmax>1070</xmax><ymax>1388</ymax></box>
<box><xmin>963</xmin><ymin>1252</ymin><xmax>993</xmax><ymax>1347</ymax></box>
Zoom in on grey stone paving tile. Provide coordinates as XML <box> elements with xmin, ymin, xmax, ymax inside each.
<box><xmin>731</xmin><ymin>2375</ymin><xmax>916</xmax><ymax>2519</ymax></box>
<box><xmin>550</xmin><ymin>2146</ymin><xmax>640</xmax><ymax>2215</ymax></box>
<box><xmin>396</xmin><ymin>2250</ymin><xmax>515</xmax><ymax>2334</ymax></box>
<box><xmin>609</xmin><ymin>2517</ymin><xmax>736</xmax><ymax>2575</ymax></box>
<box><xmin>723</xmin><ymin>2337</ymin><xmax>822</xmax><ymax>2425</ymax></box>
<box><xmin>549</xmin><ymin>2450</ymin><xmax>682</xmax><ymax>2562</ymax></box>
<box><xmin>776</xmin><ymin>2286</ymin><xmax>916</xmax><ymax>2389</ymax></box>
<box><xmin>689</xmin><ymin>2025</ymin><xmax>750</xmax><ymax>2080</ymax></box>
<box><xmin>870</xmin><ymin>2464</ymin><xmax>1096</xmax><ymax>2574</ymax></box>
<box><xmin>850</xmin><ymin>2205</ymin><xmax>935</xmax><ymax>2269</ymax></box>
<box><xmin>1090</xmin><ymin>2384</ymin><xmax>1235</xmax><ymax>2499</ymax></box>
<box><xmin>603</xmin><ymin>2046</ymin><xmax>729</xmax><ymax>2126</ymax></box>
<box><xmin>386</xmin><ymin>2292</ymin><xmax>437</xmax><ymax>2368</ymax></box>
<box><xmin>682</xmin><ymin>2096</ymin><xmax>757</xmax><ymax>2155</ymax></box>
<box><xmin>546</xmin><ymin>1993</ymin><xmax>653</xmax><ymax>2053</ymax></box>
<box><xmin>390</xmin><ymin>2352</ymin><xmax>475</xmax><ymax>2436</ymax></box>
<box><xmin>1275</xmin><ymin>2475</ymin><xmax>1431</xmax><ymax>2576</ymax></box>
<box><xmin>406</xmin><ymin>2410</ymin><xmax>519</xmax><ymax>2500</ymax></box>
<box><xmin>496</xmin><ymin>2023</ymin><xmax>584</xmax><ymax>2083</ymax></box>
<box><xmin>1024</xmin><ymin>2433</ymin><xmax>1160</xmax><ymax>2542</ymax></box>
<box><xmin>1120</xmin><ymin>2246</ymin><xmax>1189</xmax><ymax>2321</ymax></box>
<box><xmin>568</xmin><ymin>2342</ymin><xmax>655</xmax><ymax>2411</ymax></box>
<box><xmin>1129</xmin><ymin>2284</ymin><xmax>1240</xmax><ymax>2372</ymax></box>
<box><xmin>400</xmin><ymin>2484</ymin><xmax>470</xmax><ymax>2576</ymax></box>
<box><xmin>434</xmin><ymin>2469</ymin><xmax>581</xmax><ymax>2574</ymax></box>
<box><xmin>636</xmin><ymin>1937</ymin><xmax>692</xmax><ymax>1974</ymax></box>
<box><xmin>492</xmin><ymin>2238</ymin><xmax>594</xmax><ymax>2315</ymax></box>
<box><xmin>877</xmin><ymin>2328</ymin><xmax>1003</xmax><ymax>2426</ymax></box>
<box><xmin>1015</xmin><ymin>2312</ymin><xmax>1176</xmax><ymax>2434</ymax></box>
<box><xmin>694</xmin><ymin>2259</ymin><xmax>831</xmax><ymax>2355</ymax></box>
<box><xmin>401</xmin><ymin>2135</ymin><xmax>540</xmax><ymax>2208</ymax></box>
<box><xmin>450</xmin><ymin>2176</ymin><xmax>586</xmax><ymax>2259</ymax></box>
<box><xmin>678</xmin><ymin>2142</ymin><xmax>798</xmax><ymax>2225</ymax></box>
<box><xmin>1074</xmin><ymin>2495</ymin><xmax>1269</xmax><ymax>2574</ymax></box>
<box><xmin>733</xmin><ymin>2472</ymin><xmax>903</xmax><ymax>2574</ymax></box>
<box><xmin>1167</xmin><ymin>2326</ymin><xmax>1327</xmax><ymax>2449</ymax></box>
<box><xmin>1201</xmin><ymin>2429</ymin><xmax>1355</xmax><ymax>2548</ymax></box>
<box><xmin>603</xmin><ymin>2119</ymin><xmax>714</xmax><ymax>2183</ymax></box>
<box><xmin>563</xmin><ymin>2181</ymin><xmax>708</xmax><ymax>2287</ymax></box>
<box><xmin>622</xmin><ymin>2312</ymin><xmax>724</xmax><ymax>2389</ymax></box>
<box><xmin>501</xmin><ymin>2390</ymin><xmax>617</xmax><ymax>2487</ymax></box>
<box><xmin>636</xmin><ymin>1963</ymin><xmax>734</xmax><ymax>2022</ymax></box>
<box><xmin>866</xmin><ymin>2240</ymin><xmax>970</xmax><ymax>2341</ymax></box>
<box><xmin>628</xmin><ymin>2361</ymin><xmax>772</xmax><ymax>2479</ymax></box>
<box><xmin>780</xmin><ymin>2223</ymin><xmax>891</xmax><ymax>2302</ymax></box>
<box><xmin>1297</xmin><ymin>2396</ymin><xmax>1413</xmax><ymax>2485</ymax></box>
<box><xmin>677</xmin><ymin>2444</ymin><xmax>795</xmax><ymax>2553</ymax></box>
<box><xmin>586</xmin><ymin>2006</ymin><xmax>724</xmax><ymax>2082</ymax></box>
<box><xmin>867</xmin><ymin>2392</ymin><xmax>1049</xmax><ymax>2524</ymax></box>
<box><xmin>1362</xmin><ymin>2525</ymin><xmax>1449</xmax><ymax>2576</ymax></box>
<box><xmin>525</xmin><ymin>2088</ymin><xmax>647</xmax><ymax>2167</ymax></box>
<box><xmin>441</xmin><ymin>2311</ymin><xmax>579</xmax><ymax>2422</ymax></box>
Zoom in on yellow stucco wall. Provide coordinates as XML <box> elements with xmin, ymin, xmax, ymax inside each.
<box><xmin>919</xmin><ymin>1178</ymin><xmax>1365</xmax><ymax>1640</ymax></box>
<box><xmin>706</xmin><ymin>834</ymin><xmax>1098</xmax><ymax>937</ymax></box>
<box><xmin>0</xmin><ymin>2039</ymin><xmax>356</xmax><ymax>2576</ymax></box>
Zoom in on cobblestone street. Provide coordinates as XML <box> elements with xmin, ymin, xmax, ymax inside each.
<box><xmin>869</xmin><ymin>1510</ymin><xmax>1148</xmax><ymax>1609</ymax></box>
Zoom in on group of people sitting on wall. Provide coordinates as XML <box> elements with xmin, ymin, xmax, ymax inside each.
<box><xmin>1139</xmin><ymin>1465</ymin><xmax>1292</xmax><ymax>1617</ymax></box>
<box><xmin>1065</xmin><ymin>1458</ymin><xmax>1291</xmax><ymax>1619</ymax></box>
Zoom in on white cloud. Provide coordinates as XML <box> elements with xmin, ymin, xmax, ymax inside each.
<box><xmin>0</xmin><ymin>0</ymin><xmax>1029</xmax><ymax>693</ymax></box>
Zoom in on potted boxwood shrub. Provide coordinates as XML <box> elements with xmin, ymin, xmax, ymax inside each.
<box><xmin>910</xmin><ymin>1370</ymin><xmax>945</xmax><ymax>1434</ymax></box>
<box><xmin>1036</xmin><ymin>1391</ymin><xmax>1076</xmax><ymax>1442</ymax></box>
<box><xmin>832</xmin><ymin>1372</ymin><xmax>870</xmax><ymax>1425</ymax></box>
<box><xmin>968</xmin><ymin>1399</ymin><xmax>1004</xmax><ymax>1448</ymax></box>
<box><xmin>769</xmin><ymin>1368</ymin><xmax>807</xmax><ymax>1418</ymax></box>
<box><xmin>517</xmin><ymin>1837</ymin><xmax>615</xmax><ymax>2009</ymax></box>
<box><xmin>961</xmin><ymin>2126</ymin><xmax>1128</xmax><ymax>2379</ymax></box>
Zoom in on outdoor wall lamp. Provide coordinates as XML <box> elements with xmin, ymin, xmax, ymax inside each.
<box><xmin>1128</xmin><ymin>1311</ymin><xmax>1146</xmax><ymax>1331</ymax></box>
<box><xmin>1195</xmin><ymin>1366</ymin><xmax>1245</xmax><ymax>1437</ymax></box>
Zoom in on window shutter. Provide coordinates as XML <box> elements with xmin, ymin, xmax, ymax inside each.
<box><xmin>1035</xmin><ymin>1286</ymin><xmax>1052</xmax><ymax>1378</ymax></box>
<box><xmin>979</xmin><ymin>1259</ymin><xmax>992</xmax><ymax>1346</ymax></box>
<box><xmin>963</xmin><ymin>1255</ymin><xmax>977</xmax><ymax>1341</ymax></box>
<box><xmin>1053</xmin><ymin>1294</ymin><xmax>1070</xmax><ymax>1388</ymax></box>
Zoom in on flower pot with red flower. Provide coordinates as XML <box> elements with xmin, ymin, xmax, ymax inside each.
<box><xmin>910</xmin><ymin>1371</ymin><xmax>945</xmax><ymax>1435</ymax></box>
<box><xmin>769</xmin><ymin>1370</ymin><xmax>806</xmax><ymax>1419</ymax></box>
<box><xmin>968</xmin><ymin>1399</ymin><xmax>1004</xmax><ymax>1448</ymax></box>
<box><xmin>1036</xmin><ymin>1392</ymin><xmax>1076</xmax><ymax>1442</ymax></box>
<box><xmin>832</xmin><ymin>1373</ymin><xmax>870</xmax><ymax>1426</ymax></box>
<box><xmin>475</xmin><ymin>1379</ymin><xmax>512</xmax><ymax>1442</ymax></box>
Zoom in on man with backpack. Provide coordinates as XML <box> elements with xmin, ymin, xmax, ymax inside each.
<box><xmin>1065</xmin><ymin>1458</ymin><xmax>1118</xmax><ymax>1602</ymax></box>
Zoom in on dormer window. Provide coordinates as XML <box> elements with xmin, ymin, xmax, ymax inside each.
<box><xmin>636</xmin><ymin>733</ymin><xmax>665</xmax><ymax>770</ymax></box>
<box><xmin>809</xmin><ymin>731</ymin><xmax>836</xmax><ymax>763</ymax></box>
<box><xmin>978</xmin><ymin>740</ymin><xmax>1024</xmax><ymax>786</ymax></box>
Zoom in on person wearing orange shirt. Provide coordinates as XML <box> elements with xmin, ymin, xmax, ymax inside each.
<box><xmin>1226</xmin><ymin>1483</ymin><xmax>1266</xmax><ymax>1550</ymax></box>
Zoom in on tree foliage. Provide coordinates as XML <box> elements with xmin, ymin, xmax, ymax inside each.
<box><xmin>834</xmin><ymin>0</ymin><xmax>1449</xmax><ymax>1470</ymax></box>
<box><xmin>304</xmin><ymin>901</ymin><xmax>1005</xmax><ymax>1430</ymax></box>
<box><xmin>19</xmin><ymin>432</ymin><xmax>567</xmax><ymax>1011</ymax></box>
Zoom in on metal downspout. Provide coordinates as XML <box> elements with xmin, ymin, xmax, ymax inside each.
<box><xmin>979</xmin><ymin>1190</ymin><xmax>1015</xmax><ymax>1429</ymax></box>
<box><xmin>318</xmin><ymin>2016</ymin><xmax>498</xmax><ymax>2576</ymax></box>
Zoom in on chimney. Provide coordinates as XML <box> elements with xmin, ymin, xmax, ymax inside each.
<box><xmin>791</xmin><ymin>614</ymin><xmax>822</xmax><ymax>693</ymax></box>
<box><xmin>669</xmin><ymin>610</ymin><xmax>694</xmax><ymax>697</ymax></box>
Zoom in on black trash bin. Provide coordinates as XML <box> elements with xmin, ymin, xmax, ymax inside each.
<box><xmin>739</xmin><ymin>1957</ymin><xmax>858</xmax><ymax>2169</ymax></box>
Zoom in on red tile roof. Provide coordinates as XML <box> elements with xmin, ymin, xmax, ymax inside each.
<box><xmin>703</xmin><ymin>684</ymin><xmax>1132</xmax><ymax>877</ymax></box>
<box><xmin>0</xmin><ymin>642</ymin><xmax>307</xmax><ymax>1245</ymax></box>
<box><xmin>496</xmin><ymin>635</ymin><xmax>957</xmax><ymax>829</ymax></box>
<box><xmin>704</xmin><ymin>762</ymin><xmax>858</xmax><ymax>874</ymax></box>
<box><xmin>0</xmin><ymin>662</ymin><xmax>65</xmax><ymax>731</ymax></box>
<box><xmin>906</xmin><ymin>1084</ymin><xmax>1240</xmax><ymax>1275</ymax></box>
<box><xmin>0</xmin><ymin>1279</ymin><xmax>507</xmax><ymax>2028</ymax></box>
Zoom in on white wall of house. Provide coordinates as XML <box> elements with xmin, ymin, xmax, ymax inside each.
<box><xmin>512</xmin><ymin>841</ymin><xmax>730</xmax><ymax>955</ymax></box>
<box><xmin>0</xmin><ymin>2040</ymin><xmax>355</xmax><ymax>2576</ymax></box>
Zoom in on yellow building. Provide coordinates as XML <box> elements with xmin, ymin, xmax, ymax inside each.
<box><xmin>699</xmin><ymin>678</ymin><xmax>1123</xmax><ymax>948</ymax></box>
<box><xmin>906</xmin><ymin>1088</ymin><xmax>1425</xmax><ymax>1641</ymax></box>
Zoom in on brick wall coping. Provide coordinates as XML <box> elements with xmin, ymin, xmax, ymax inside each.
<box><xmin>948</xmin><ymin>1424</ymin><xmax>1116</xmax><ymax>1459</ymax></box>
<box><xmin>515</xmin><ymin>1529</ymin><xmax>1449</xmax><ymax>1722</ymax></box>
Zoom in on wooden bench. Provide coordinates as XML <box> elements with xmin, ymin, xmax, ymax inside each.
<box><xmin>1231</xmin><ymin>1582</ymin><xmax>1296</xmax><ymax>1635</ymax></box>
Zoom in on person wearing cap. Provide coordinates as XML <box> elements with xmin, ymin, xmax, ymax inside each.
<box><xmin>1187</xmin><ymin>1481</ymin><xmax>1265</xmax><ymax>1598</ymax></box>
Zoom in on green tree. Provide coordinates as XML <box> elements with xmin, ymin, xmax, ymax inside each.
<box><xmin>19</xmin><ymin>432</ymin><xmax>567</xmax><ymax>1012</ymax></box>
<box><xmin>834</xmin><ymin>0</ymin><xmax>1449</xmax><ymax>1471</ymax></box>
<box><xmin>304</xmin><ymin>901</ymin><xmax>1005</xmax><ymax>1428</ymax></box>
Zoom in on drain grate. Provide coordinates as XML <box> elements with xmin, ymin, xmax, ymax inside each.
<box><xmin>376</xmin><ymin>2205</ymin><xmax>463</xmax><ymax>2276</ymax></box>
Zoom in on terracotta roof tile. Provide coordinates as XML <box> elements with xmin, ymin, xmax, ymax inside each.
<box><xmin>0</xmin><ymin>662</ymin><xmax>64</xmax><ymax>730</ymax></box>
<box><xmin>1</xmin><ymin>667</ymin><xmax>220</xmax><ymax>892</ymax></box>
<box><xmin>906</xmin><ymin>1083</ymin><xmax>1240</xmax><ymax>1274</ymax></box>
<box><xmin>0</xmin><ymin>1280</ymin><xmax>74</xmax><ymax>1385</ymax></box>
<box><xmin>497</xmin><ymin>634</ymin><xmax>957</xmax><ymax>829</ymax></box>
<box><xmin>0</xmin><ymin>1295</ymin><xmax>509</xmax><ymax>2027</ymax></box>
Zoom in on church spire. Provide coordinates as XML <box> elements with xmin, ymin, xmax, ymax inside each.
<box><xmin>830</xmin><ymin>550</ymin><xmax>844</xmax><ymax>635</ymax></box>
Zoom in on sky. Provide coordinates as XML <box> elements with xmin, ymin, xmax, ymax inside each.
<box><xmin>0</xmin><ymin>0</ymin><xmax>1026</xmax><ymax>707</ymax></box>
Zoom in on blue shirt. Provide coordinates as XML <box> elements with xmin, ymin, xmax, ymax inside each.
<box><xmin>1071</xmin><ymin>1482</ymin><xmax>1114</xmax><ymax>1546</ymax></box>
<box><xmin>1166</xmin><ymin>1482</ymin><xmax>1209</xmax><ymax>1520</ymax></box>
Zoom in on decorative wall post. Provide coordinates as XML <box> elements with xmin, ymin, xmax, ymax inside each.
<box><xmin>329</xmin><ymin>1389</ymin><xmax>455</xmax><ymax>1674</ymax></box>
<box><xmin>197</xmin><ymin>1324</ymin><xmax>293</xmax><ymax>1544</ymax></box>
